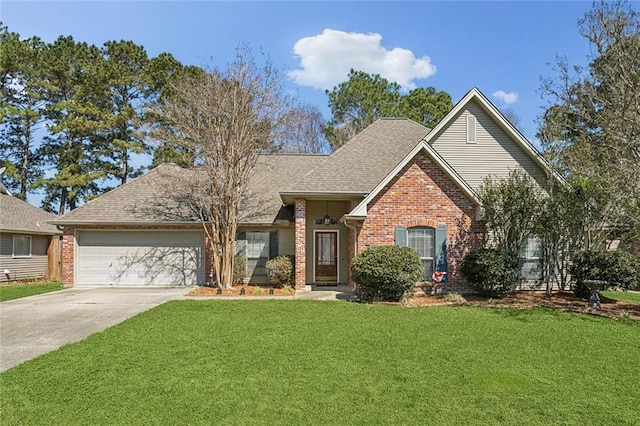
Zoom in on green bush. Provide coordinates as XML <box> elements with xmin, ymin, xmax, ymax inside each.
<box><xmin>351</xmin><ymin>245</ymin><xmax>423</xmax><ymax>302</ymax></box>
<box><xmin>570</xmin><ymin>250</ymin><xmax>640</xmax><ymax>298</ymax></box>
<box><xmin>265</xmin><ymin>255</ymin><xmax>294</xmax><ymax>288</ymax></box>
<box><xmin>460</xmin><ymin>248</ymin><xmax>519</xmax><ymax>297</ymax></box>
<box><xmin>233</xmin><ymin>255</ymin><xmax>248</xmax><ymax>284</ymax></box>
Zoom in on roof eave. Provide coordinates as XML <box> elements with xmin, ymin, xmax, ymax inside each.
<box><xmin>0</xmin><ymin>227</ymin><xmax>62</xmax><ymax>236</ymax></box>
<box><xmin>48</xmin><ymin>220</ymin><xmax>202</xmax><ymax>227</ymax></box>
<box><xmin>279</xmin><ymin>191</ymin><xmax>368</xmax><ymax>205</ymax></box>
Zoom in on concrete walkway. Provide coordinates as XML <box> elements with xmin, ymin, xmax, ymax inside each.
<box><xmin>0</xmin><ymin>287</ymin><xmax>185</xmax><ymax>372</ymax></box>
<box><xmin>294</xmin><ymin>284</ymin><xmax>359</xmax><ymax>301</ymax></box>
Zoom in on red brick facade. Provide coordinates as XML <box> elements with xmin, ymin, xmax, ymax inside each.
<box><xmin>356</xmin><ymin>151</ymin><xmax>483</xmax><ymax>291</ymax></box>
<box><xmin>294</xmin><ymin>199</ymin><xmax>306</xmax><ymax>289</ymax></box>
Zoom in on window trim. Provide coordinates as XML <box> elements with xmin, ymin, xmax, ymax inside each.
<box><xmin>13</xmin><ymin>235</ymin><xmax>32</xmax><ymax>258</ymax></box>
<box><xmin>407</xmin><ymin>227</ymin><xmax>435</xmax><ymax>281</ymax></box>
<box><xmin>245</xmin><ymin>231</ymin><xmax>270</xmax><ymax>276</ymax></box>
<box><xmin>518</xmin><ymin>235</ymin><xmax>543</xmax><ymax>281</ymax></box>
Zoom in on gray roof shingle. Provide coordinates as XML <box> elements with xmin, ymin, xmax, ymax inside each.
<box><xmin>0</xmin><ymin>194</ymin><xmax>61</xmax><ymax>235</ymax></box>
<box><xmin>52</xmin><ymin>118</ymin><xmax>428</xmax><ymax>225</ymax></box>
<box><xmin>285</xmin><ymin>118</ymin><xmax>429</xmax><ymax>193</ymax></box>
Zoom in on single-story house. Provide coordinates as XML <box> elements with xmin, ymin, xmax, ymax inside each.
<box><xmin>51</xmin><ymin>88</ymin><xmax>558</xmax><ymax>291</ymax></box>
<box><xmin>0</xmin><ymin>188</ymin><xmax>62</xmax><ymax>282</ymax></box>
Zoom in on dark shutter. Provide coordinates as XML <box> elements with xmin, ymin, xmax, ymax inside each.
<box><xmin>269</xmin><ymin>231</ymin><xmax>279</xmax><ymax>259</ymax></box>
<box><xmin>394</xmin><ymin>226</ymin><xmax>407</xmax><ymax>246</ymax></box>
<box><xmin>435</xmin><ymin>226</ymin><xmax>447</xmax><ymax>280</ymax></box>
<box><xmin>236</xmin><ymin>232</ymin><xmax>247</xmax><ymax>257</ymax></box>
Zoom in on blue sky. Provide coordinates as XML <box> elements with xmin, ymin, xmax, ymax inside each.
<box><xmin>1</xmin><ymin>0</ymin><xmax>604</xmax><ymax>144</ymax></box>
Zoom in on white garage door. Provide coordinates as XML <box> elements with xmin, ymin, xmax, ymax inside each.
<box><xmin>76</xmin><ymin>230</ymin><xmax>205</xmax><ymax>286</ymax></box>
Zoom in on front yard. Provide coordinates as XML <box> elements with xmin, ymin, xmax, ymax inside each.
<box><xmin>2</xmin><ymin>300</ymin><xmax>639</xmax><ymax>425</ymax></box>
<box><xmin>0</xmin><ymin>282</ymin><xmax>64</xmax><ymax>302</ymax></box>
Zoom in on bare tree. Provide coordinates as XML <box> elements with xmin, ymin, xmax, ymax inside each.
<box><xmin>499</xmin><ymin>106</ymin><xmax>522</xmax><ymax>131</ymax></box>
<box><xmin>153</xmin><ymin>46</ymin><xmax>300</xmax><ymax>288</ymax></box>
<box><xmin>280</xmin><ymin>104</ymin><xmax>331</xmax><ymax>154</ymax></box>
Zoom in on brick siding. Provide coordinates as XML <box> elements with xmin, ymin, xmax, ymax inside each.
<box><xmin>294</xmin><ymin>199</ymin><xmax>306</xmax><ymax>289</ymax></box>
<box><xmin>357</xmin><ymin>151</ymin><xmax>484</xmax><ymax>291</ymax></box>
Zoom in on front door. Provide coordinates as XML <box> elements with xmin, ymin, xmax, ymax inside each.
<box><xmin>315</xmin><ymin>231</ymin><xmax>338</xmax><ymax>282</ymax></box>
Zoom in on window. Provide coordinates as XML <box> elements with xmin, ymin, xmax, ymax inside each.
<box><xmin>13</xmin><ymin>235</ymin><xmax>32</xmax><ymax>258</ymax></box>
<box><xmin>466</xmin><ymin>115</ymin><xmax>477</xmax><ymax>143</ymax></box>
<box><xmin>407</xmin><ymin>227</ymin><xmax>435</xmax><ymax>281</ymax></box>
<box><xmin>519</xmin><ymin>236</ymin><xmax>543</xmax><ymax>280</ymax></box>
<box><xmin>246</xmin><ymin>231</ymin><xmax>269</xmax><ymax>275</ymax></box>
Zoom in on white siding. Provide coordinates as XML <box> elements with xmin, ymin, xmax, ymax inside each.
<box><xmin>0</xmin><ymin>233</ymin><xmax>50</xmax><ymax>282</ymax></box>
<box><xmin>431</xmin><ymin>100</ymin><xmax>549</xmax><ymax>192</ymax></box>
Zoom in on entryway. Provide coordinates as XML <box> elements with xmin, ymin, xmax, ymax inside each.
<box><xmin>314</xmin><ymin>230</ymin><xmax>338</xmax><ymax>283</ymax></box>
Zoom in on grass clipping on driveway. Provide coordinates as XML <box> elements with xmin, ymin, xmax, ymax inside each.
<box><xmin>2</xmin><ymin>300</ymin><xmax>639</xmax><ymax>425</ymax></box>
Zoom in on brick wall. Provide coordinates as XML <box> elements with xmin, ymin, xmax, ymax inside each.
<box><xmin>60</xmin><ymin>224</ymin><xmax>206</xmax><ymax>286</ymax></box>
<box><xmin>357</xmin><ymin>151</ymin><xmax>484</xmax><ymax>290</ymax></box>
<box><xmin>294</xmin><ymin>200</ymin><xmax>306</xmax><ymax>289</ymax></box>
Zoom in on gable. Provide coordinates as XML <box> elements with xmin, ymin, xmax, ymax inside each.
<box><xmin>429</xmin><ymin>98</ymin><xmax>549</xmax><ymax>191</ymax></box>
<box><xmin>347</xmin><ymin>142</ymin><xmax>480</xmax><ymax>218</ymax></box>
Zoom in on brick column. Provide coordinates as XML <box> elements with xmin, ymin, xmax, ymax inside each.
<box><xmin>61</xmin><ymin>226</ymin><xmax>75</xmax><ymax>286</ymax></box>
<box><xmin>294</xmin><ymin>199</ymin><xmax>306</xmax><ymax>289</ymax></box>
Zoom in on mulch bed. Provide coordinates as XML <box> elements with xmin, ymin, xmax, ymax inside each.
<box><xmin>407</xmin><ymin>291</ymin><xmax>640</xmax><ymax>321</ymax></box>
<box><xmin>187</xmin><ymin>284</ymin><xmax>294</xmax><ymax>297</ymax></box>
<box><xmin>186</xmin><ymin>285</ymin><xmax>639</xmax><ymax>321</ymax></box>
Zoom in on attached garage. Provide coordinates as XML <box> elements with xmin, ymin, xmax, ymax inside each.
<box><xmin>75</xmin><ymin>230</ymin><xmax>205</xmax><ymax>286</ymax></box>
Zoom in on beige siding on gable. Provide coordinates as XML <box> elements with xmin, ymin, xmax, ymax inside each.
<box><xmin>430</xmin><ymin>100</ymin><xmax>549</xmax><ymax>192</ymax></box>
<box><xmin>0</xmin><ymin>233</ymin><xmax>50</xmax><ymax>282</ymax></box>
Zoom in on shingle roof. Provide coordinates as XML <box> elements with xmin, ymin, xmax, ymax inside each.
<box><xmin>242</xmin><ymin>154</ymin><xmax>327</xmax><ymax>223</ymax></box>
<box><xmin>52</xmin><ymin>164</ymin><xmax>203</xmax><ymax>225</ymax></box>
<box><xmin>285</xmin><ymin>118</ymin><xmax>430</xmax><ymax>193</ymax></box>
<box><xmin>53</xmin><ymin>155</ymin><xmax>327</xmax><ymax>225</ymax></box>
<box><xmin>0</xmin><ymin>194</ymin><xmax>61</xmax><ymax>235</ymax></box>
<box><xmin>52</xmin><ymin>118</ymin><xmax>429</xmax><ymax>226</ymax></box>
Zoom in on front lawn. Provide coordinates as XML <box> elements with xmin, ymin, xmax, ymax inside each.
<box><xmin>0</xmin><ymin>282</ymin><xmax>64</xmax><ymax>302</ymax></box>
<box><xmin>601</xmin><ymin>289</ymin><xmax>640</xmax><ymax>303</ymax></box>
<box><xmin>2</xmin><ymin>301</ymin><xmax>639</xmax><ymax>425</ymax></box>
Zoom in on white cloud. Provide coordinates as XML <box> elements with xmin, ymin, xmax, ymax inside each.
<box><xmin>288</xmin><ymin>29</ymin><xmax>436</xmax><ymax>91</ymax></box>
<box><xmin>492</xmin><ymin>90</ymin><xmax>519</xmax><ymax>105</ymax></box>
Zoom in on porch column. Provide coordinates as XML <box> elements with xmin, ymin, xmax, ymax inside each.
<box><xmin>61</xmin><ymin>226</ymin><xmax>75</xmax><ymax>287</ymax></box>
<box><xmin>294</xmin><ymin>199</ymin><xmax>306</xmax><ymax>289</ymax></box>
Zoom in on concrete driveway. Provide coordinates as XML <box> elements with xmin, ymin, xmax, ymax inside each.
<box><xmin>0</xmin><ymin>287</ymin><xmax>187</xmax><ymax>372</ymax></box>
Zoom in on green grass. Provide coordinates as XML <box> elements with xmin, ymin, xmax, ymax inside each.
<box><xmin>2</xmin><ymin>301</ymin><xmax>639</xmax><ymax>425</ymax></box>
<box><xmin>601</xmin><ymin>289</ymin><xmax>640</xmax><ymax>303</ymax></box>
<box><xmin>0</xmin><ymin>282</ymin><xmax>64</xmax><ymax>302</ymax></box>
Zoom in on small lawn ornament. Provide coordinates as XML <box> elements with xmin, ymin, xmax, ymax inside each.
<box><xmin>432</xmin><ymin>271</ymin><xmax>447</xmax><ymax>283</ymax></box>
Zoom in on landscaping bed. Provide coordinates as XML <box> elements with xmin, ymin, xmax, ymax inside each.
<box><xmin>408</xmin><ymin>290</ymin><xmax>640</xmax><ymax>321</ymax></box>
<box><xmin>187</xmin><ymin>283</ymin><xmax>295</xmax><ymax>297</ymax></box>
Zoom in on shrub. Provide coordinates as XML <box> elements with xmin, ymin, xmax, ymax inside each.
<box><xmin>460</xmin><ymin>248</ymin><xmax>519</xmax><ymax>297</ymax></box>
<box><xmin>570</xmin><ymin>250</ymin><xmax>640</xmax><ymax>298</ymax></box>
<box><xmin>233</xmin><ymin>255</ymin><xmax>247</xmax><ymax>284</ymax></box>
<box><xmin>351</xmin><ymin>245</ymin><xmax>423</xmax><ymax>302</ymax></box>
<box><xmin>265</xmin><ymin>255</ymin><xmax>294</xmax><ymax>288</ymax></box>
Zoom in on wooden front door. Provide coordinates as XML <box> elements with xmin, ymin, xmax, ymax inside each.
<box><xmin>315</xmin><ymin>231</ymin><xmax>338</xmax><ymax>282</ymax></box>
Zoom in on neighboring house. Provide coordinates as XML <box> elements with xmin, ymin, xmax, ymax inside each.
<box><xmin>51</xmin><ymin>88</ymin><xmax>558</xmax><ymax>290</ymax></box>
<box><xmin>0</xmin><ymin>190</ymin><xmax>62</xmax><ymax>283</ymax></box>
